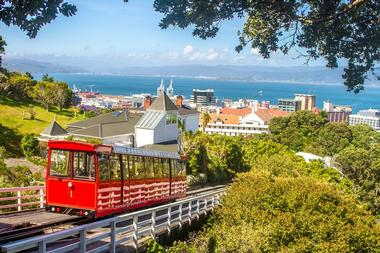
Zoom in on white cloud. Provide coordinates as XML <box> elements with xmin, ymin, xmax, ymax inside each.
<box><xmin>250</xmin><ymin>48</ymin><xmax>260</xmax><ymax>55</ymax></box>
<box><xmin>183</xmin><ymin>45</ymin><xmax>194</xmax><ymax>55</ymax></box>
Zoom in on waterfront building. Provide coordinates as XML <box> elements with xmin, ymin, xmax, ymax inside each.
<box><xmin>278</xmin><ymin>98</ymin><xmax>301</xmax><ymax>112</ymax></box>
<box><xmin>349</xmin><ymin>109</ymin><xmax>380</xmax><ymax>131</ymax></box>
<box><xmin>294</xmin><ymin>94</ymin><xmax>316</xmax><ymax>111</ymax></box>
<box><xmin>190</xmin><ymin>89</ymin><xmax>216</xmax><ymax>106</ymax></box>
<box><xmin>278</xmin><ymin>94</ymin><xmax>316</xmax><ymax>112</ymax></box>
<box><xmin>201</xmin><ymin>108</ymin><xmax>288</xmax><ymax>136</ymax></box>
<box><xmin>323</xmin><ymin>101</ymin><xmax>352</xmax><ymax>123</ymax></box>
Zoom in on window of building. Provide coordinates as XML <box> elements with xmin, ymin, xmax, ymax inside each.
<box><xmin>50</xmin><ymin>150</ymin><xmax>71</xmax><ymax>177</ymax></box>
<box><xmin>166</xmin><ymin>113</ymin><xmax>177</xmax><ymax>125</ymax></box>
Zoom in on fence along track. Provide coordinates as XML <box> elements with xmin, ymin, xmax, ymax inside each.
<box><xmin>0</xmin><ymin>186</ymin><xmax>45</xmax><ymax>213</ymax></box>
<box><xmin>1</xmin><ymin>188</ymin><xmax>225</xmax><ymax>253</ymax></box>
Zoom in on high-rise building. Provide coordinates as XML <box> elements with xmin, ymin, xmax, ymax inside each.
<box><xmin>190</xmin><ymin>89</ymin><xmax>216</xmax><ymax>106</ymax></box>
<box><xmin>349</xmin><ymin>109</ymin><xmax>380</xmax><ymax>130</ymax></box>
<box><xmin>294</xmin><ymin>94</ymin><xmax>316</xmax><ymax>111</ymax></box>
<box><xmin>278</xmin><ymin>98</ymin><xmax>301</xmax><ymax>112</ymax></box>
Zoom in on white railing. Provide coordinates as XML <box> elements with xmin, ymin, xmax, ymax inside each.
<box><xmin>1</xmin><ymin>188</ymin><xmax>225</xmax><ymax>253</ymax></box>
<box><xmin>0</xmin><ymin>186</ymin><xmax>46</xmax><ymax>212</ymax></box>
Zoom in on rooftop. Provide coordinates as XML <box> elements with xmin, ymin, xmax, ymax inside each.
<box><xmin>149</xmin><ymin>91</ymin><xmax>178</xmax><ymax>112</ymax></box>
<box><xmin>41</xmin><ymin>121</ymin><xmax>67</xmax><ymax>137</ymax></box>
<box><xmin>254</xmin><ymin>109</ymin><xmax>289</xmax><ymax>123</ymax></box>
<box><xmin>220</xmin><ymin>107</ymin><xmax>252</xmax><ymax>117</ymax></box>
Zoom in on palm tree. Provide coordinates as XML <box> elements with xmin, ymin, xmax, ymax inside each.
<box><xmin>201</xmin><ymin>112</ymin><xmax>211</xmax><ymax>132</ymax></box>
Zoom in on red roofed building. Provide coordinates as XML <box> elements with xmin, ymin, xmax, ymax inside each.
<box><xmin>242</xmin><ymin>108</ymin><xmax>289</xmax><ymax>125</ymax></box>
<box><xmin>219</xmin><ymin>107</ymin><xmax>252</xmax><ymax>117</ymax></box>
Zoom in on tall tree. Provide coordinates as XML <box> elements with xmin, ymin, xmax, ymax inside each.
<box><xmin>53</xmin><ymin>81</ymin><xmax>73</xmax><ymax>111</ymax></box>
<box><xmin>153</xmin><ymin>0</ymin><xmax>380</xmax><ymax>93</ymax></box>
<box><xmin>32</xmin><ymin>81</ymin><xmax>55</xmax><ymax>111</ymax></box>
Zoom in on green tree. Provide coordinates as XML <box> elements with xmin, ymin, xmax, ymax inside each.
<box><xmin>52</xmin><ymin>81</ymin><xmax>73</xmax><ymax>111</ymax></box>
<box><xmin>32</xmin><ymin>81</ymin><xmax>55</xmax><ymax>110</ymax></box>
<box><xmin>269</xmin><ymin>110</ymin><xmax>326</xmax><ymax>151</ymax></box>
<box><xmin>200</xmin><ymin>112</ymin><xmax>211</xmax><ymax>132</ymax></box>
<box><xmin>41</xmin><ymin>73</ymin><xmax>54</xmax><ymax>83</ymax></box>
<box><xmin>314</xmin><ymin>122</ymin><xmax>352</xmax><ymax>156</ymax></box>
<box><xmin>350</xmin><ymin>124</ymin><xmax>380</xmax><ymax>149</ymax></box>
<box><xmin>0</xmin><ymin>36</ymin><xmax>5</xmax><ymax>69</ymax></box>
<box><xmin>6</xmin><ymin>72</ymin><xmax>34</xmax><ymax>99</ymax></box>
<box><xmin>337</xmin><ymin>146</ymin><xmax>380</xmax><ymax>214</ymax></box>
<box><xmin>169</xmin><ymin>170</ymin><xmax>380</xmax><ymax>252</ymax></box>
<box><xmin>153</xmin><ymin>1</ymin><xmax>380</xmax><ymax>93</ymax></box>
<box><xmin>21</xmin><ymin>134</ymin><xmax>39</xmax><ymax>158</ymax></box>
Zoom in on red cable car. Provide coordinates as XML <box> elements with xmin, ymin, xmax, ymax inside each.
<box><xmin>45</xmin><ymin>140</ymin><xmax>186</xmax><ymax>217</ymax></box>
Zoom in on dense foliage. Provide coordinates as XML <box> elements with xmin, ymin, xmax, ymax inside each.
<box><xmin>153</xmin><ymin>0</ymin><xmax>380</xmax><ymax>93</ymax></box>
<box><xmin>168</xmin><ymin>171</ymin><xmax>379</xmax><ymax>252</ymax></box>
<box><xmin>0</xmin><ymin>72</ymin><xmax>73</xmax><ymax>111</ymax></box>
<box><xmin>21</xmin><ymin>134</ymin><xmax>39</xmax><ymax>158</ymax></box>
<box><xmin>0</xmin><ymin>146</ymin><xmax>42</xmax><ymax>188</ymax></box>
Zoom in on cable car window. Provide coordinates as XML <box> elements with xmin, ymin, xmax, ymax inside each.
<box><xmin>144</xmin><ymin>157</ymin><xmax>154</xmax><ymax>178</ymax></box>
<box><xmin>73</xmin><ymin>152</ymin><xmax>95</xmax><ymax>180</ymax></box>
<box><xmin>127</xmin><ymin>155</ymin><xmax>135</xmax><ymax>179</ymax></box>
<box><xmin>134</xmin><ymin>156</ymin><xmax>145</xmax><ymax>179</ymax></box>
<box><xmin>153</xmin><ymin>158</ymin><xmax>162</xmax><ymax>178</ymax></box>
<box><xmin>162</xmin><ymin>159</ymin><xmax>170</xmax><ymax>178</ymax></box>
<box><xmin>98</xmin><ymin>153</ymin><xmax>110</xmax><ymax>181</ymax></box>
<box><xmin>49</xmin><ymin>150</ymin><xmax>71</xmax><ymax>177</ymax></box>
<box><xmin>171</xmin><ymin>160</ymin><xmax>178</xmax><ymax>177</ymax></box>
<box><xmin>110</xmin><ymin>155</ymin><xmax>121</xmax><ymax>180</ymax></box>
<box><xmin>121</xmin><ymin>155</ymin><xmax>129</xmax><ymax>180</ymax></box>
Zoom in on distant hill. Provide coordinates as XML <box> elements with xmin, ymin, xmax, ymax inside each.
<box><xmin>3</xmin><ymin>58</ymin><xmax>85</xmax><ymax>74</ymax></box>
<box><xmin>3</xmin><ymin>58</ymin><xmax>379</xmax><ymax>85</ymax></box>
<box><xmin>106</xmin><ymin>65</ymin><xmax>348</xmax><ymax>84</ymax></box>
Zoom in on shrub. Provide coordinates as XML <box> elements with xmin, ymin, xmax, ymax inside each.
<box><xmin>20</xmin><ymin>134</ymin><xmax>39</xmax><ymax>157</ymax></box>
<box><xmin>170</xmin><ymin>171</ymin><xmax>380</xmax><ymax>252</ymax></box>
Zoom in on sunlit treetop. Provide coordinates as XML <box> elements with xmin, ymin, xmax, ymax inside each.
<box><xmin>153</xmin><ymin>0</ymin><xmax>380</xmax><ymax>93</ymax></box>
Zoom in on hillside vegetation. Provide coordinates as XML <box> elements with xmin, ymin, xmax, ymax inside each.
<box><xmin>0</xmin><ymin>99</ymin><xmax>86</xmax><ymax>156</ymax></box>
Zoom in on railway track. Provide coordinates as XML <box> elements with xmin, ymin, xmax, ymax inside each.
<box><xmin>0</xmin><ymin>185</ymin><xmax>226</xmax><ymax>247</ymax></box>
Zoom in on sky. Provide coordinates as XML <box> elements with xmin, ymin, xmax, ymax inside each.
<box><xmin>0</xmin><ymin>0</ymin><xmax>326</xmax><ymax>69</ymax></box>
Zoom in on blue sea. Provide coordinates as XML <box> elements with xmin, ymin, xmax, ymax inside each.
<box><xmin>35</xmin><ymin>73</ymin><xmax>380</xmax><ymax>113</ymax></box>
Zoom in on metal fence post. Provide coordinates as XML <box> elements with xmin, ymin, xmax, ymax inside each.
<box><xmin>17</xmin><ymin>190</ymin><xmax>22</xmax><ymax>211</ymax></box>
<box><xmin>167</xmin><ymin>207</ymin><xmax>171</xmax><ymax>236</ymax></box>
<box><xmin>80</xmin><ymin>229</ymin><xmax>87</xmax><ymax>253</ymax></box>
<box><xmin>188</xmin><ymin>201</ymin><xmax>192</xmax><ymax>225</ymax></box>
<box><xmin>39</xmin><ymin>189</ymin><xmax>44</xmax><ymax>208</ymax></box>
<box><xmin>132</xmin><ymin>215</ymin><xmax>138</xmax><ymax>252</ymax></box>
<box><xmin>110</xmin><ymin>220</ymin><xmax>116</xmax><ymax>253</ymax></box>
<box><xmin>196</xmin><ymin>199</ymin><xmax>200</xmax><ymax>220</ymax></box>
<box><xmin>38</xmin><ymin>241</ymin><xmax>46</xmax><ymax>253</ymax></box>
<box><xmin>150</xmin><ymin>211</ymin><xmax>156</xmax><ymax>239</ymax></box>
<box><xmin>178</xmin><ymin>204</ymin><xmax>183</xmax><ymax>230</ymax></box>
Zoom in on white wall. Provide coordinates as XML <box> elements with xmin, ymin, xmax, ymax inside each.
<box><xmin>135</xmin><ymin>128</ymin><xmax>155</xmax><ymax>147</ymax></box>
<box><xmin>153</xmin><ymin>116</ymin><xmax>178</xmax><ymax>143</ymax></box>
<box><xmin>182</xmin><ymin>114</ymin><xmax>199</xmax><ymax>133</ymax></box>
<box><xmin>103</xmin><ymin>134</ymin><xmax>134</xmax><ymax>146</ymax></box>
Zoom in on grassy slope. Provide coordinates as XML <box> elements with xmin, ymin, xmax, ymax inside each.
<box><xmin>0</xmin><ymin>99</ymin><xmax>86</xmax><ymax>156</ymax></box>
